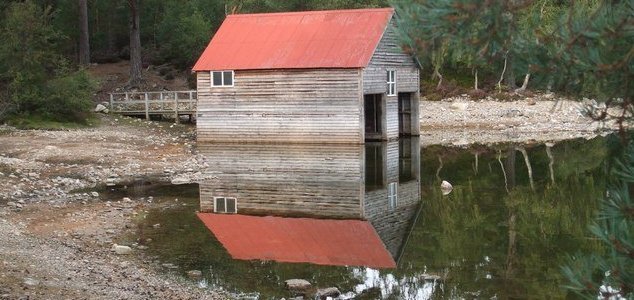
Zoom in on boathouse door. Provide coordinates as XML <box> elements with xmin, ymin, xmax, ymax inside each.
<box><xmin>364</xmin><ymin>94</ymin><xmax>383</xmax><ymax>140</ymax></box>
<box><xmin>398</xmin><ymin>93</ymin><xmax>413</xmax><ymax>136</ymax></box>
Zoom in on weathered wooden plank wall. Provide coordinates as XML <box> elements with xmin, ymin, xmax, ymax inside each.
<box><xmin>198</xmin><ymin>143</ymin><xmax>364</xmax><ymax>218</ymax></box>
<box><xmin>364</xmin><ymin>181</ymin><xmax>420</xmax><ymax>258</ymax></box>
<box><xmin>362</xmin><ymin>17</ymin><xmax>421</xmax><ymax>140</ymax></box>
<box><xmin>197</xmin><ymin>69</ymin><xmax>363</xmax><ymax>143</ymax></box>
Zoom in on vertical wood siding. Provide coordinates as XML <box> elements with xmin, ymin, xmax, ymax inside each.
<box><xmin>197</xmin><ymin>69</ymin><xmax>362</xmax><ymax>143</ymax></box>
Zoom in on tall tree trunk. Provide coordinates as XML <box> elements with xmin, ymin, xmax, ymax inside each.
<box><xmin>517</xmin><ymin>147</ymin><xmax>535</xmax><ymax>190</ymax></box>
<box><xmin>128</xmin><ymin>0</ymin><xmax>142</xmax><ymax>87</ymax></box>
<box><xmin>433</xmin><ymin>68</ymin><xmax>443</xmax><ymax>90</ymax></box>
<box><xmin>504</xmin><ymin>54</ymin><xmax>517</xmax><ymax>89</ymax></box>
<box><xmin>78</xmin><ymin>0</ymin><xmax>90</xmax><ymax>65</ymax></box>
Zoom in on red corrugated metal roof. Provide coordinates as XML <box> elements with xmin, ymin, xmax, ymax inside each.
<box><xmin>192</xmin><ymin>8</ymin><xmax>394</xmax><ymax>71</ymax></box>
<box><xmin>197</xmin><ymin>213</ymin><xmax>396</xmax><ymax>268</ymax></box>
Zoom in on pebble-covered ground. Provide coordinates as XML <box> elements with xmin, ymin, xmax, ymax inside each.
<box><xmin>0</xmin><ymin>115</ymin><xmax>227</xmax><ymax>300</ymax></box>
<box><xmin>0</xmin><ymin>96</ymin><xmax>616</xmax><ymax>299</ymax></box>
<box><xmin>419</xmin><ymin>94</ymin><xmax>616</xmax><ymax>146</ymax></box>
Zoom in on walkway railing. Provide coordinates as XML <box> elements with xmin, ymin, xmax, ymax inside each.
<box><xmin>108</xmin><ymin>90</ymin><xmax>197</xmax><ymax>122</ymax></box>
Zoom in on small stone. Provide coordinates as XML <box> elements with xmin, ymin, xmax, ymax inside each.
<box><xmin>440</xmin><ymin>180</ymin><xmax>453</xmax><ymax>195</ymax></box>
<box><xmin>162</xmin><ymin>263</ymin><xmax>178</xmax><ymax>269</ymax></box>
<box><xmin>23</xmin><ymin>278</ymin><xmax>40</xmax><ymax>286</ymax></box>
<box><xmin>123</xmin><ymin>197</ymin><xmax>132</xmax><ymax>203</ymax></box>
<box><xmin>17</xmin><ymin>200</ymin><xmax>25</xmax><ymax>204</ymax></box>
<box><xmin>91</xmin><ymin>192</ymin><xmax>99</xmax><ymax>197</ymax></box>
<box><xmin>6</xmin><ymin>202</ymin><xmax>17</xmax><ymax>207</ymax></box>
<box><xmin>171</xmin><ymin>176</ymin><xmax>190</xmax><ymax>185</ymax></box>
<box><xmin>450</xmin><ymin>102</ymin><xmax>469</xmax><ymax>111</ymax></box>
<box><xmin>315</xmin><ymin>287</ymin><xmax>340</xmax><ymax>299</ymax></box>
<box><xmin>285</xmin><ymin>279</ymin><xmax>311</xmax><ymax>292</ymax></box>
<box><xmin>112</xmin><ymin>244</ymin><xmax>132</xmax><ymax>255</ymax></box>
<box><xmin>152</xmin><ymin>223</ymin><xmax>161</xmax><ymax>229</ymax></box>
<box><xmin>186</xmin><ymin>270</ymin><xmax>202</xmax><ymax>280</ymax></box>
<box><xmin>95</xmin><ymin>104</ymin><xmax>107</xmax><ymax>112</ymax></box>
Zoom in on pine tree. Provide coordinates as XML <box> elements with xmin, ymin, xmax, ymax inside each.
<box><xmin>393</xmin><ymin>1</ymin><xmax>633</xmax><ymax>298</ymax></box>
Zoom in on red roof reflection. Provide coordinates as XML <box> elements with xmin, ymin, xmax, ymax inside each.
<box><xmin>197</xmin><ymin>213</ymin><xmax>396</xmax><ymax>268</ymax></box>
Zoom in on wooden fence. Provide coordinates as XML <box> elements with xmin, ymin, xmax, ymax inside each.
<box><xmin>108</xmin><ymin>91</ymin><xmax>197</xmax><ymax>122</ymax></box>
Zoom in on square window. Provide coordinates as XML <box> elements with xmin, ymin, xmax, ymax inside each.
<box><xmin>212</xmin><ymin>72</ymin><xmax>222</xmax><ymax>86</ymax></box>
<box><xmin>215</xmin><ymin>197</ymin><xmax>226</xmax><ymax>212</ymax></box>
<box><xmin>214</xmin><ymin>197</ymin><xmax>237</xmax><ymax>213</ymax></box>
<box><xmin>223</xmin><ymin>71</ymin><xmax>233</xmax><ymax>86</ymax></box>
<box><xmin>226</xmin><ymin>198</ymin><xmax>236</xmax><ymax>213</ymax></box>
<box><xmin>211</xmin><ymin>71</ymin><xmax>234</xmax><ymax>87</ymax></box>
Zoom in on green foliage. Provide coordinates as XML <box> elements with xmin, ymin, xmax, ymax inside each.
<box><xmin>561</xmin><ymin>139</ymin><xmax>634</xmax><ymax>299</ymax></box>
<box><xmin>156</xmin><ymin>3</ymin><xmax>214</xmax><ymax>69</ymax></box>
<box><xmin>0</xmin><ymin>1</ymin><xmax>95</xmax><ymax>124</ymax></box>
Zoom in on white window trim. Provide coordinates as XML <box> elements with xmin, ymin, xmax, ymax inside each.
<box><xmin>387</xmin><ymin>70</ymin><xmax>396</xmax><ymax>96</ymax></box>
<box><xmin>213</xmin><ymin>196</ymin><xmax>237</xmax><ymax>213</ymax></box>
<box><xmin>211</xmin><ymin>70</ymin><xmax>234</xmax><ymax>87</ymax></box>
<box><xmin>388</xmin><ymin>182</ymin><xmax>398</xmax><ymax>209</ymax></box>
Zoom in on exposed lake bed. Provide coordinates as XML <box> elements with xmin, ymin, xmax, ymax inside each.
<box><xmin>0</xmin><ymin>99</ymin><xmax>619</xmax><ymax>299</ymax></box>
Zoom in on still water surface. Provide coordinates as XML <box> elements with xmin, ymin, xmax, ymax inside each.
<box><xmin>120</xmin><ymin>136</ymin><xmax>609</xmax><ymax>299</ymax></box>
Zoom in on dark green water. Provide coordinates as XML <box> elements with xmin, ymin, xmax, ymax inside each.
<box><xmin>119</xmin><ymin>136</ymin><xmax>610</xmax><ymax>299</ymax></box>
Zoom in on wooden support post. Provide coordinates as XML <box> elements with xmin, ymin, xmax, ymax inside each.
<box><xmin>109</xmin><ymin>94</ymin><xmax>114</xmax><ymax>111</ymax></box>
<box><xmin>144</xmin><ymin>92</ymin><xmax>149</xmax><ymax>120</ymax></box>
<box><xmin>174</xmin><ymin>93</ymin><xmax>179</xmax><ymax>124</ymax></box>
<box><xmin>160</xmin><ymin>92</ymin><xmax>164</xmax><ymax>111</ymax></box>
<box><xmin>125</xmin><ymin>92</ymin><xmax>129</xmax><ymax>113</ymax></box>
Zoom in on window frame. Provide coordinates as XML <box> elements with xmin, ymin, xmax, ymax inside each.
<box><xmin>387</xmin><ymin>182</ymin><xmax>398</xmax><ymax>209</ymax></box>
<box><xmin>211</xmin><ymin>70</ymin><xmax>234</xmax><ymax>87</ymax></box>
<box><xmin>387</xmin><ymin>70</ymin><xmax>396</xmax><ymax>96</ymax></box>
<box><xmin>213</xmin><ymin>196</ymin><xmax>237</xmax><ymax>213</ymax></box>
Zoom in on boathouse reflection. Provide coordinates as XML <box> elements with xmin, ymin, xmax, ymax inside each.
<box><xmin>196</xmin><ymin>139</ymin><xmax>421</xmax><ymax>268</ymax></box>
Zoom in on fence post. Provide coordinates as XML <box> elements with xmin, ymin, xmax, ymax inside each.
<box><xmin>144</xmin><ymin>92</ymin><xmax>149</xmax><ymax>120</ymax></box>
<box><xmin>174</xmin><ymin>92</ymin><xmax>179</xmax><ymax>124</ymax></box>
<box><xmin>160</xmin><ymin>92</ymin><xmax>164</xmax><ymax>111</ymax></box>
<box><xmin>109</xmin><ymin>94</ymin><xmax>114</xmax><ymax>111</ymax></box>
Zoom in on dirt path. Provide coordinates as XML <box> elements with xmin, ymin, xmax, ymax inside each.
<box><xmin>0</xmin><ymin>97</ymin><xmax>613</xmax><ymax>299</ymax></box>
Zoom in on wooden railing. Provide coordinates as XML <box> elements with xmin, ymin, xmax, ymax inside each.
<box><xmin>108</xmin><ymin>90</ymin><xmax>197</xmax><ymax>122</ymax></box>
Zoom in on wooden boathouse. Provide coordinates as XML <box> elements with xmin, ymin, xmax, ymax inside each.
<box><xmin>192</xmin><ymin>8</ymin><xmax>420</xmax><ymax>143</ymax></box>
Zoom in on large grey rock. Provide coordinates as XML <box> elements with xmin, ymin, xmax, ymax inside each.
<box><xmin>284</xmin><ymin>279</ymin><xmax>311</xmax><ymax>292</ymax></box>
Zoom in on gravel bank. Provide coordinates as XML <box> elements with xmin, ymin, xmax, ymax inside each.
<box><xmin>419</xmin><ymin>95</ymin><xmax>614</xmax><ymax>146</ymax></box>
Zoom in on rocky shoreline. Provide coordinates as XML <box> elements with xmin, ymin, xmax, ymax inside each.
<box><xmin>0</xmin><ymin>98</ymin><xmax>613</xmax><ymax>299</ymax></box>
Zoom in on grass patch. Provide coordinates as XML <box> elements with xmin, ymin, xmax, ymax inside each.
<box><xmin>5</xmin><ymin>113</ymin><xmax>100</xmax><ymax>130</ymax></box>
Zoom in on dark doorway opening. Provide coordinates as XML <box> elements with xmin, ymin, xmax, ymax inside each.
<box><xmin>398</xmin><ymin>93</ymin><xmax>413</xmax><ymax>136</ymax></box>
<box><xmin>365</xmin><ymin>143</ymin><xmax>384</xmax><ymax>191</ymax></box>
<box><xmin>364</xmin><ymin>94</ymin><xmax>383</xmax><ymax>140</ymax></box>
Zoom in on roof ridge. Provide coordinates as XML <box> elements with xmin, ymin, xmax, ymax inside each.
<box><xmin>226</xmin><ymin>7</ymin><xmax>394</xmax><ymax>18</ymax></box>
